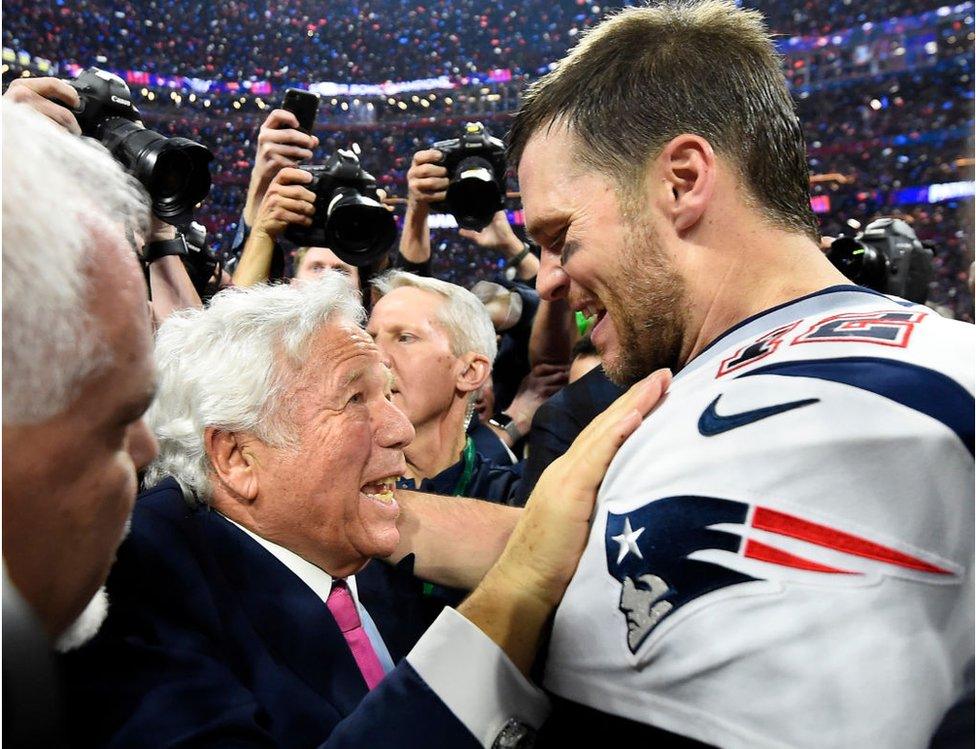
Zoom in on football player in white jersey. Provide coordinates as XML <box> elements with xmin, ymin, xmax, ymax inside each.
<box><xmin>508</xmin><ymin>1</ymin><xmax>974</xmax><ymax>746</ymax></box>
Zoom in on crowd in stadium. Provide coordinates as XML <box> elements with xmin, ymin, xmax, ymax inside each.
<box><xmin>2</xmin><ymin>0</ymin><xmax>973</xmax><ymax>746</ymax></box>
<box><xmin>81</xmin><ymin>0</ymin><xmax>968</xmax><ymax>317</ymax></box>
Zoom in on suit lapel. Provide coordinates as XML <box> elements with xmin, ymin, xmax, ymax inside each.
<box><xmin>198</xmin><ymin>512</ymin><xmax>369</xmax><ymax>715</ymax></box>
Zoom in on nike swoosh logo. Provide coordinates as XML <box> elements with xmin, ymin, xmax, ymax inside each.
<box><xmin>698</xmin><ymin>395</ymin><xmax>820</xmax><ymax>436</ymax></box>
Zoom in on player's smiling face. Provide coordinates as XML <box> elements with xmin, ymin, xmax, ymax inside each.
<box><xmin>519</xmin><ymin>124</ymin><xmax>688</xmax><ymax>385</ymax></box>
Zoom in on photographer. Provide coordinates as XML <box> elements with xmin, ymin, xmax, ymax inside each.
<box><xmin>2</xmin><ymin>75</ymin><xmax>203</xmax><ymax>324</ymax></box>
<box><xmin>399</xmin><ymin>148</ymin><xmax>540</xmax><ymax>281</ymax></box>
<box><xmin>232</xmin><ymin>166</ymin><xmax>315</xmax><ymax>286</ymax></box>
<box><xmin>234</xmin><ymin>109</ymin><xmax>319</xmax><ymax>252</ymax></box>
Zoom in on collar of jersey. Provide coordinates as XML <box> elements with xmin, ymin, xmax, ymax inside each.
<box><xmin>674</xmin><ymin>284</ymin><xmax>906</xmax><ymax>383</ymax></box>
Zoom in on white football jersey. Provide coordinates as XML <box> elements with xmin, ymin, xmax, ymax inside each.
<box><xmin>545</xmin><ymin>286</ymin><xmax>974</xmax><ymax>748</ymax></box>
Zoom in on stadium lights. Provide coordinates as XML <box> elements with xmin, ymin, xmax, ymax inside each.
<box><xmin>387</xmin><ymin>97</ymin><xmax>396</xmax><ymax>105</ymax></box>
<box><xmin>397</xmin><ymin>101</ymin><xmax>407</xmax><ymax>110</ymax></box>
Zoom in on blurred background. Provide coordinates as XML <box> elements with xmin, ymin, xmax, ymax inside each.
<box><xmin>2</xmin><ymin>0</ymin><xmax>973</xmax><ymax>318</ymax></box>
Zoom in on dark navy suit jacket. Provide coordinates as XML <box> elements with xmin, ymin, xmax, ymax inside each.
<box><xmin>59</xmin><ymin>478</ymin><xmax>479</xmax><ymax>748</ymax></box>
<box><xmin>515</xmin><ymin>365</ymin><xmax>624</xmax><ymax>505</ymax></box>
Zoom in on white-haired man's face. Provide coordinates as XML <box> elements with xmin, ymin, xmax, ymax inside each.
<box><xmin>211</xmin><ymin>320</ymin><xmax>414</xmax><ymax>577</ymax></box>
<box><xmin>366</xmin><ymin>286</ymin><xmax>469</xmax><ymax>430</ymax></box>
<box><xmin>2</xmin><ymin>232</ymin><xmax>158</xmax><ymax>641</ymax></box>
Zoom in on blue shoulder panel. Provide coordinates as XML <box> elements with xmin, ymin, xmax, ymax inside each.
<box><xmin>737</xmin><ymin>357</ymin><xmax>974</xmax><ymax>456</ymax></box>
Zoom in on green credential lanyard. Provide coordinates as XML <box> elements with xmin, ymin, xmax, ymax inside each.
<box><xmin>452</xmin><ymin>436</ymin><xmax>477</xmax><ymax>497</ymax></box>
<box><xmin>422</xmin><ymin>437</ymin><xmax>476</xmax><ymax>597</ymax></box>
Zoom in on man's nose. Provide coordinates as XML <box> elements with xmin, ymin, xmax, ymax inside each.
<box><xmin>377</xmin><ymin>398</ymin><xmax>415</xmax><ymax>450</ymax></box>
<box><xmin>128</xmin><ymin>418</ymin><xmax>159</xmax><ymax>471</ymax></box>
<box><xmin>535</xmin><ymin>252</ymin><xmax>570</xmax><ymax>301</ymax></box>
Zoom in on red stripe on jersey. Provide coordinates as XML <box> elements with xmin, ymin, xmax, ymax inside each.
<box><xmin>743</xmin><ymin>539</ymin><xmax>857</xmax><ymax>574</ymax></box>
<box><xmin>753</xmin><ymin>507</ymin><xmax>952</xmax><ymax>574</ymax></box>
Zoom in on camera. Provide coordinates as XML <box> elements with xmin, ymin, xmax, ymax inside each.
<box><xmin>827</xmin><ymin>218</ymin><xmax>934</xmax><ymax>304</ymax></box>
<box><xmin>284</xmin><ymin>149</ymin><xmax>396</xmax><ymax>267</ymax></box>
<box><xmin>64</xmin><ymin>68</ymin><xmax>213</xmax><ymax>227</ymax></box>
<box><xmin>432</xmin><ymin>122</ymin><xmax>507</xmax><ymax>232</ymax></box>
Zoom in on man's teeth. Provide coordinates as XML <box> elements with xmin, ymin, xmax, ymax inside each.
<box><xmin>580</xmin><ymin>303</ymin><xmax>604</xmax><ymax>319</ymax></box>
<box><xmin>362</xmin><ymin>477</ymin><xmax>398</xmax><ymax>504</ymax></box>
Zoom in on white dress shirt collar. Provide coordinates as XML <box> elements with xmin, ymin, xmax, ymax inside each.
<box><xmin>220</xmin><ymin>514</ymin><xmax>360</xmax><ymax>604</ymax></box>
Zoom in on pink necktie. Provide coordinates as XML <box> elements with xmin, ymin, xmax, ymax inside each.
<box><xmin>326</xmin><ymin>579</ymin><xmax>386</xmax><ymax>690</ymax></box>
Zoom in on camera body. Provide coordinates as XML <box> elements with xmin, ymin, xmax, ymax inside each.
<box><xmin>284</xmin><ymin>149</ymin><xmax>396</xmax><ymax>267</ymax></box>
<box><xmin>432</xmin><ymin>122</ymin><xmax>506</xmax><ymax>231</ymax></box>
<box><xmin>827</xmin><ymin>217</ymin><xmax>934</xmax><ymax>304</ymax></box>
<box><xmin>66</xmin><ymin>67</ymin><xmax>213</xmax><ymax>227</ymax></box>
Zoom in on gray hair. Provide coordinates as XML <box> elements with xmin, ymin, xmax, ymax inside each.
<box><xmin>371</xmin><ymin>270</ymin><xmax>498</xmax><ymax>363</ymax></box>
<box><xmin>143</xmin><ymin>273</ymin><xmax>364</xmax><ymax>503</ymax></box>
<box><xmin>2</xmin><ymin>99</ymin><xmax>150</xmax><ymax>424</ymax></box>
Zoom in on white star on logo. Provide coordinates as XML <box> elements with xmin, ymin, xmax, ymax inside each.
<box><xmin>611</xmin><ymin>518</ymin><xmax>645</xmax><ymax>564</ymax></box>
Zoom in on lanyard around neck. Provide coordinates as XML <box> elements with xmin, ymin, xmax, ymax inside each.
<box><xmin>452</xmin><ymin>436</ymin><xmax>476</xmax><ymax>497</ymax></box>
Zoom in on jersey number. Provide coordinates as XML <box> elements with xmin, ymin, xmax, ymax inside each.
<box><xmin>792</xmin><ymin>311</ymin><xmax>926</xmax><ymax>348</ymax></box>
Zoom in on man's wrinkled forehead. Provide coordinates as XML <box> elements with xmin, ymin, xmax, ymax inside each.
<box><xmin>518</xmin><ymin>124</ymin><xmax>590</xmax><ymax>245</ymax></box>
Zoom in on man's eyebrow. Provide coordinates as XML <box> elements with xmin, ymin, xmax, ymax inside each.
<box><xmin>525</xmin><ymin>214</ymin><xmax>567</xmax><ymax>248</ymax></box>
<box><xmin>341</xmin><ymin>368</ymin><xmax>366</xmax><ymax>389</ymax></box>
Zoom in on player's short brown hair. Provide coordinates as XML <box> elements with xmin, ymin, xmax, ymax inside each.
<box><xmin>508</xmin><ymin>0</ymin><xmax>818</xmax><ymax>240</ymax></box>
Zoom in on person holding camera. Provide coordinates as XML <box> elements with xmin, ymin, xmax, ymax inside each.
<box><xmin>2</xmin><ymin>74</ymin><xmax>204</xmax><ymax>324</ymax></box>
<box><xmin>399</xmin><ymin>148</ymin><xmax>539</xmax><ymax>281</ymax></box>
<box><xmin>236</xmin><ymin>108</ymin><xmax>319</xmax><ymax>249</ymax></box>
<box><xmin>232</xmin><ymin>165</ymin><xmax>316</xmax><ymax>285</ymax></box>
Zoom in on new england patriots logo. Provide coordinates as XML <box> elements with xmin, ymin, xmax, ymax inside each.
<box><xmin>606</xmin><ymin>496</ymin><xmax>957</xmax><ymax>654</ymax></box>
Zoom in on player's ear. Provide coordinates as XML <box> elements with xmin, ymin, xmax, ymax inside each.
<box><xmin>659</xmin><ymin>134</ymin><xmax>716</xmax><ymax>234</ymax></box>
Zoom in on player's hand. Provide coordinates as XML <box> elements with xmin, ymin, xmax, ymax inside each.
<box><xmin>458</xmin><ymin>210</ymin><xmax>522</xmax><ymax>255</ymax></box>
<box><xmin>253</xmin><ymin>167</ymin><xmax>316</xmax><ymax>240</ymax></box>
<box><xmin>244</xmin><ymin>109</ymin><xmax>318</xmax><ymax>226</ymax></box>
<box><xmin>493</xmin><ymin>367</ymin><xmax>672</xmax><ymax>608</ymax></box>
<box><xmin>4</xmin><ymin>77</ymin><xmax>82</xmax><ymax>135</ymax></box>
<box><xmin>406</xmin><ymin>149</ymin><xmax>449</xmax><ymax>206</ymax></box>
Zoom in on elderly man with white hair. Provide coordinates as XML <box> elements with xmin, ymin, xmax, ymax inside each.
<box><xmin>59</xmin><ymin>272</ymin><xmax>670</xmax><ymax>748</ymax></box>
<box><xmin>368</xmin><ymin>270</ymin><xmax>526</xmax><ymax>502</ymax></box>
<box><xmin>2</xmin><ymin>96</ymin><xmax>159</xmax><ymax>745</ymax></box>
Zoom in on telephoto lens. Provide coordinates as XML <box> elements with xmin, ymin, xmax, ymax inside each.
<box><xmin>66</xmin><ymin>68</ymin><xmax>213</xmax><ymax>227</ymax></box>
<box><xmin>432</xmin><ymin>122</ymin><xmax>507</xmax><ymax>231</ymax></box>
<box><xmin>285</xmin><ymin>150</ymin><xmax>396</xmax><ymax>267</ymax></box>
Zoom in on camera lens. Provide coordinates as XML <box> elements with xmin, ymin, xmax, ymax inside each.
<box><xmin>827</xmin><ymin>236</ymin><xmax>887</xmax><ymax>291</ymax></box>
<box><xmin>326</xmin><ymin>190</ymin><xmax>396</xmax><ymax>265</ymax></box>
<box><xmin>99</xmin><ymin>119</ymin><xmax>212</xmax><ymax>225</ymax></box>
<box><xmin>447</xmin><ymin>156</ymin><xmax>503</xmax><ymax>231</ymax></box>
<box><xmin>151</xmin><ymin>150</ymin><xmax>192</xmax><ymax>198</ymax></box>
